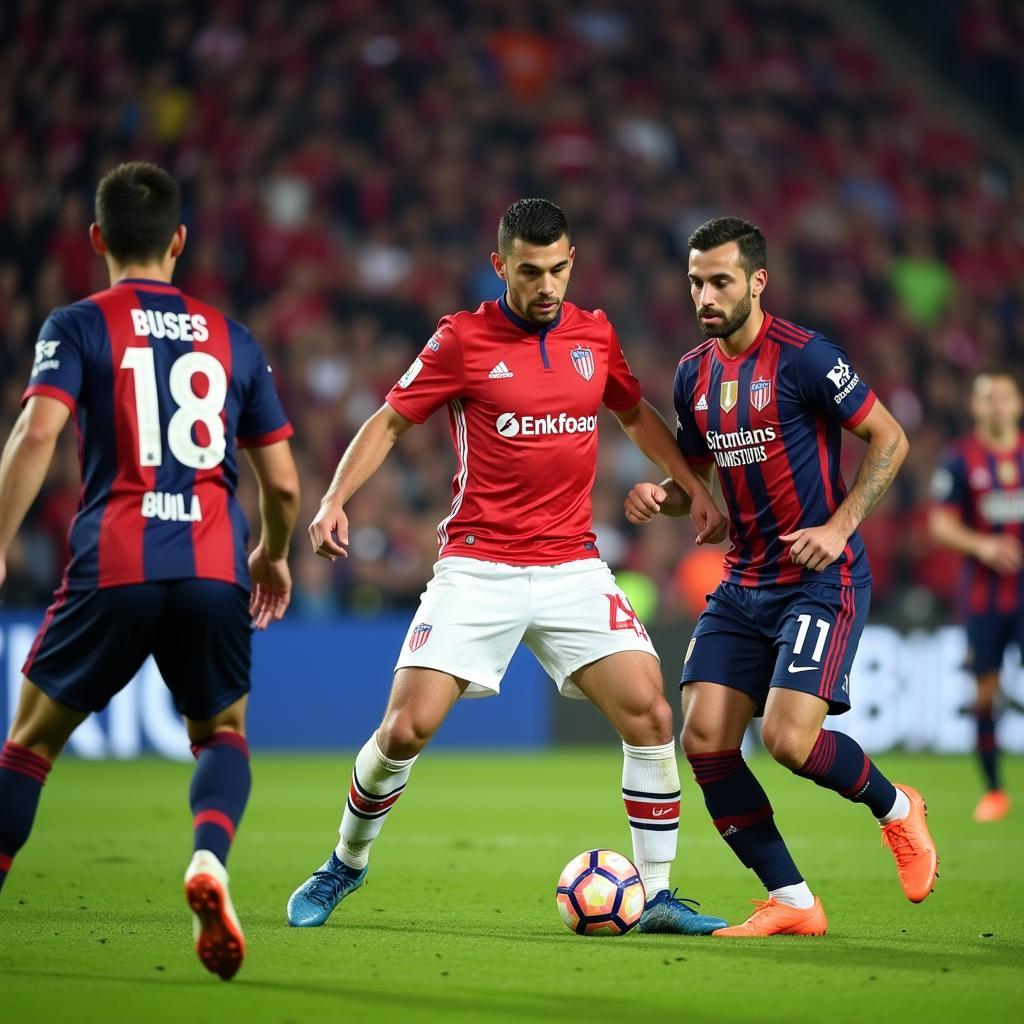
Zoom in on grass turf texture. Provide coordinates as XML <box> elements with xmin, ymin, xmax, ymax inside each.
<box><xmin>2</xmin><ymin>751</ymin><xmax>1021</xmax><ymax>1023</ymax></box>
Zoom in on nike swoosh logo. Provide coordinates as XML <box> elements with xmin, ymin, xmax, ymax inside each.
<box><xmin>787</xmin><ymin>663</ymin><xmax>818</xmax><ymax>674</ymax></box>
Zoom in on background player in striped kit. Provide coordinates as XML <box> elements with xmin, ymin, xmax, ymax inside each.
<box><xmin>626</xmin><ymin>216</ymin><xmax>938</xmax><ymax>937</ymax></box>
<box><xmin>287</xmin><ymin>198</ymin><xmax>730</xmax><ymax>936</ymax></box>
<box><xmin>0</xmin><ymin>162</ymin><xmax>299</xmax><ymax>979</ymax></box>
<box><xmin>930</xmin><ymin>368</ymin><xmax>1024</xmax><ymax>823</ymax></box>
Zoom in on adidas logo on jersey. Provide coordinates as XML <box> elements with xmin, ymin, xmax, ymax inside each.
<box><xmin>488</xmin><ymin>361</ymin><xmax>514</xmax><ymax>379</ymax></box>
<box><xmin>695</xmin><ymin>392</ymin><xmax>708</xmax><ymax>411</ymax></box>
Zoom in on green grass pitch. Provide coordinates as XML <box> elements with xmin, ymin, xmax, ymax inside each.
<box><xmin>2</xmin><ymin>750</ymin><xmax>1021</xmax><ymax>1023</ymax></box>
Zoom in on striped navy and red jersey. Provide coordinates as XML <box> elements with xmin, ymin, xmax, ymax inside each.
<box><xmin>674</xmin><ymin>312</ymin><xmax>876</xmax><ymax>588</ymax></box>
<box><xmin>931</xmin><ymin>433</ymin><xmax>1024</xmax><ymax>615</ymax></box>
<box><xmin>22</xmin><ymin>278</ymin><xmax>293</xmax><ymax>591</ymax></box>
<box><xmin>384</xmin><ymin>295</ymin><xmax>642</xmax><ymax>566</ymax></box>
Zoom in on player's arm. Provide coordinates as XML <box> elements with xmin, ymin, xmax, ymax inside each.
<box><xmin>0</xmin><ymin>396</ymin><xmax>70</xmax><ymax>590</ymax></box>
<box><xmin>928</xmin><ymin>504</ymin><xmax>1022</xmax><ymax>574</ymax></box>
<box><xmin>244</xmin><ymin>439</ymin><xmax>301</xmax><ymax>628</ymax></box>
<box><xmin>625</xmin><ymin>465</ymin><xmax>716</xmax><ymax>519</ymax></box>
<box><xmin>783</xmin><ymin>398</ymin><xmax>909</xmax><ymax>572</ymax></box>
<box><xmin>614</xmin><ymin>399</ymin><xmax>726</xmax><ymax>544</ymax></box>
<box><xmin>309</xmin><ymin>402</ymin><xmax>416</xmax><ymax>561</ymax></box>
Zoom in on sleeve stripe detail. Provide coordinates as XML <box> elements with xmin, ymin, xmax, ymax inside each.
<box><xmin>22</xmin><ymin>384</ymin><xmax>76</xmax><ymax>414</ymax></box>
<box><xmin>237</xmin><ymin>422</ymin><xmax>294</xmax><ymax>448</ymax></box>
<box><xmin>841</xmin><ymin>390</ymin><xmax>877</xmax><ymax>429</ymax></box>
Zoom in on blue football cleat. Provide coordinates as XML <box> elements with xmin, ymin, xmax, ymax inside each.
<box><xmin>286</xmin><ymin>852</ymin><xmax>368</xmax><ymax>927</ymax></box>
<box><xmin>636</xmin><ymin>888</ymin><xmax>728</xmax><ymax>935</ymax></box>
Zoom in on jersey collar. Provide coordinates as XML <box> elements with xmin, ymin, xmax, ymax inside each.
<box><xmin>498</xmin><ymin>292</ymin><xmax>563</xmax><ymax>334</ymax></box>
<box><xmin>114</xmin><ymin>278</ymin><xmax>182</xmax><ymax>294</ymax></box>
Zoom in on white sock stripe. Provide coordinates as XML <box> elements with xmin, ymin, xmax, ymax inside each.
<box><xmin>622</xmin><ymin>788</ymin><xmax>681</xmax><ymax>802</ymax></box>
<box><xmin>352</xmin><ymin>769</ymin><xmax>407</xmax><ymax>801</ymax></box>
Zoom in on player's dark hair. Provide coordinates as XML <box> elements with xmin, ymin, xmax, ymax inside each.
<box><xmin>497</xmin><ymin>198</ymin><xmax>569</xmax><ymax>256</ymax></box>
<box><xmin>973</xmin><ymin>365</ymin><xmax>1021</xmax><ymax>391</ymax></box>
<box><xmin>687</xmin><ymin>216</ymin><xmax>767</xmax><ymax>278</ymax></box>
<box><xmin>95</xmin><ymin>161</ymin><xmax>181</xmax><ymax>263</ymax></box>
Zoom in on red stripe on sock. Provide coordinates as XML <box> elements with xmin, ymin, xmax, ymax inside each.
<box><xmin>348</xmin><ymin>782</ymin><xmax>403</xmax><ymax>815</ymax></box>
<box><xmin>0</xmin><ymin>853</ymin><xmax>13</xmax><ymax>872</ymax></box>
<box><xmin>623</xmin><ymin>798</ymin><xmax>681</xmax><ymax>822</ymax></box>
<box><xmin>841</xmin><ymin>754</ymin><xmax>872</xmax><ymax>798</ymax></box>
<box><xmin>190</xmin><ymin>731</ymin><xmax>250</xmax><ymax>760</ymax></box>
<box><xmin>713</xmin><ymin>804</ymin><xmax>773</xmax><ymax>833</ymax></box>
<box><xmin>193</xmin><ymin>809</ymin><xmax>236</xmax><ymax>840</ymax></box>
<box><xmin>687</xmin><ymin>748</ymin><xmax>742</xmax><ymax>785</ymax></box>
<box><xmin>0</xmin><ymin>742</ymin><xmax>52</xmax><ymax>785</ymax></box>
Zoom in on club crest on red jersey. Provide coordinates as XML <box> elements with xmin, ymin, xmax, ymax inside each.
<box><xmin>720</xmin><ymin>380</ymin><xmax>738</xmax><ymax>413</ymax></box>
<box><xmin>408</xmin><ymin>623</ymin><xmax>432</xmax><ymax>651</ymax></box>
<box><xmin>750</xmin><ymin>376</ymin><xmax>772</xmax><ymax>412</ymax></box>
<box><xmin>571</xmin><ymin>346</ymin><xmax>595</xmax><ymax>381</ymax></box>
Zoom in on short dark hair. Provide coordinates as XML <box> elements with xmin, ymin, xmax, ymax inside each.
<box><xmin>497</xmin><ymin>198</ymin><xmax>569</xmax><ymax>255</ymax></box>
<box><xmin>973</xmin><ymin>366</ymin><xmax>1021</xmax><ymax>391</ymax></box>
<box><xmin>687</xmin><ymin>216</ymin><xmax>767</xmax><ymax>278</ymax></box>
<box><xmin>95</xmin><ymin>162</ymin><xmax>181</xmax><ymax>263</ymax></box>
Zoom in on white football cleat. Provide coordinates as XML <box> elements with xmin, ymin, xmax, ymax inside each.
<box><xmin>184</xmin><ymin>850</ymin><xmax>245</xmax><ymax>980</ymax></box>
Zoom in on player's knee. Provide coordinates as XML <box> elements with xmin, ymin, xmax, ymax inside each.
<box><xmin>680</xmin><ymin>715</ymin><xmax>717</xmax><ymax>756</ymax></box>
<box><xmin>761</xmin><ymin>722</ymin><xmax>813</xmax><ymax>771</ymax></box>
<box><xmin>378</xmin><ymin>711</ymin><xmax>435</xmax><ymax>759</ymax></box>
<box><xmin>619</xmin><ymin>696</ymin><xmax>673</xmax><ymax>747</ymax></box>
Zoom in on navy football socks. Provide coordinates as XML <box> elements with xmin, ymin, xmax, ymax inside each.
<box><xmin>189</xmin><ymin>731</ymin><xmax>251</xmax><ymax>865</ymax></box>
<box><xmin>796</xmin><ymin>728</ymin><xmax>897</xmax><ymax>818</ymax></box>
<box><xmin>0</xmin><ymin>741</ymin><xmax>52</xmax><ymax>892</ymax></box>
<box><xmin>688</xmin><ymin>749</ymin><xmax>803</xmax><ymax>890</ymax></box>
<box><xmin>975</xmin><ymin>708</ymin><xmax>1000</xmax><ymax>792</ymax></box>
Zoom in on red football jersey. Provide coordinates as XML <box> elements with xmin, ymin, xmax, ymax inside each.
<box><xmin>385</xmin><ymin>295</ymin><xmax>642</xmax><ymax>565</ymax></box>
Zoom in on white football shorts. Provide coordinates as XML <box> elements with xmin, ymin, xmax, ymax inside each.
<box><xmin>394</xmin><ymin>556</ymin><xmax>659</xmax><ymax>698</ymax></box>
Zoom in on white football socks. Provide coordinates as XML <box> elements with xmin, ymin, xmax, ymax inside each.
<box><xmin>336</xmin><ymin>731</ymin><xmax>417</xmax><ymax>870</ymax></box>
<box><xmin>768</xmin><ymin>881</ymin><xmax>815</xmax><ymax>910</ymax></box>
<box><xmin>877</xmin><ymin>786</ymin><xmax>911</xmax><ymax>825</ymax></box>
<box><xmin>622</xmin><ymin>741</ymin><xmax>680</xmax><ymax>900</ymax></box>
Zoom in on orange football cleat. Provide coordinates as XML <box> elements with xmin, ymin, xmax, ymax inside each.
<box><xmin>881</xmin><ymin>784</ymin><xmax>938</xmax><ymax>903</ymax></box>
<box><xmin>973</xmin><ymin>790</ymin><xmax>1011</xmax><ymax>823</ymax></box>
<box><xmin>712</xmin><ymin>896</ymin><xmax>827</xmax><ymax>937</ymax></box>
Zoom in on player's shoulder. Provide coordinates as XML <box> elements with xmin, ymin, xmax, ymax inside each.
<box><xmin>677</xmin><ymin>336</ymin><xmax>716</xmax><ymax>370</ymax></box>
<box><xmin>764</xmin><ymin>314</ymin><xmax>819</xmax><ymax>352</ymax></box>
<box><xmin>39</xmin><ymin>296</ymin><xmax>107</xmax><ymax>349</ymax></box>
<box><xmin>566</xmin><ymin>302</ymin><xmax>610</xmax><ymax>328</ymax></box>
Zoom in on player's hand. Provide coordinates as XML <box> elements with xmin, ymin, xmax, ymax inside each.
<box><xmin>0</xmin><ymin>553</ymin><xmax>6</xmax><ymax>592</ymax></box>
<box><xmin>977</xmin><ymin>534</ymin><xmax>1023</xmax><ymax>575</ymax></box>
<box><xmin>248</xmin><ymin>543</ymin><xmax>292</xmax><ymax>629</ymax></box>
<box><xmin>780</xmin><ymin>524</ymin><xmax>848</xmax><ymax>572</ymax></box>
<box><xmin>308</xmin><ymin>502</ymin><xmax>349</xmax><ymax>560</ymax></box>
<box><xmin>690</xmin><ymin>488</ymin><xmax>728</xmax><ymax>546</ymax></box>
<box><xmin>625</xmin><ymin>482</ymin><xmax>666</xmax><ymax>524</ymax></box>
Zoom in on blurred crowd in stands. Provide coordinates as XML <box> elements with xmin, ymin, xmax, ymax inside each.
<box><xmin>2</xmin><ymin>0</ymin><xmax>1022</xmax><ymax>626</ymax></box>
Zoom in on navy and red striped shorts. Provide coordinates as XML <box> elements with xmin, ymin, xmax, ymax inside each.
<box><xmin>681</xmin><ymin>581</ymin><xmax>870</xmax><ymax>716</ymax></box>
<box><xmin>23</xmin><ymin>579</ymin><xmax>252</xmax><ymax>721</ymax></box>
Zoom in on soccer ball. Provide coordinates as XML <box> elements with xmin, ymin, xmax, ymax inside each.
<box><xmin>555</xmin><ymin>849</ymin><xmax>646</xmax><ymax>936</ymax></box>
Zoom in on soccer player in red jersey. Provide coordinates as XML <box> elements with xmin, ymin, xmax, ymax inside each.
<box><xmin>287</xmin><ymin>198</ymin><xmax>730</xmax><ymax>935</ymax></box>
<box><xmin>626</xmin><ymin>217</ymin><xmax>938</xmax><ymax>936</ymax></box>
<box><xmin>0</xmin><ymin>162</ymin><xmax>299</xmax><ymax>979</ymax></box>
<box><xmin>930</xmin><ymin>368</ymin><xmax>1024</xmax><ymax>823</ymax></box>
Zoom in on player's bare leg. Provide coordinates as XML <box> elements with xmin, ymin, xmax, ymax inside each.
<box><xmin>572</xmin><ymin>653</ymin><xmax>727</xmax><ymax>935</ymax></box>
<box><xmin>681</xmin><ymin>681</ymin><xmax>826</xmax><ymax>936</ymax></box>
<box><xmin>0</xmin><ymin>680</ymin><xmax>85</xmax><ymax>892</ymax></box>
<box><xmin>762</xmin><ymin>687</ymin><xmax>938</xmax><ymax>904</ymax></box>
<box><xmin>972</xmin><ymin>670</ymin><xmax>1009</xmax><ymax>821</ymax></box>
<box><xmin>184</xmin><ymin>697</ymin><xmax>250</xmax><ymax>980</ymax></box>
<box><xmin>287</xmin><ymin>668</ymin><xmax>467</xmax><ymax>927</ymax></box>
